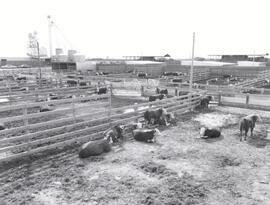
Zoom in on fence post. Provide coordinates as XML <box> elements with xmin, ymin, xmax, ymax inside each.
<box><xmin>72</xmin><ymin>97</ymin><xmax>76</xmax><ymax>123</ymax></box>
<box><xmin>245</xmin><ymin>94</ymin><xmax>249</xmax><ymax>108</ymax></box>
<box><xmin>141</xmin><ymin>86</ymin><xmax>144</xmax><ymax>97</ymax></box>
<box><xmin>218</xmin><ymin>91</ymin><xmax>222</xmax><ymax>106</ymax></box>
<box><xmin>109</xmin><ymin>84</ymin><xmax>112</xmax><ymax>126</ymax></box>
<box><xmin>175</xmin><ymin>88</ymin><xmax>178</xmax><ymax>96</ymax></box>
<box><xmin>23</xmin><ymin>104</ymin><xmax>29</xmax><ymax>134</ymax></box>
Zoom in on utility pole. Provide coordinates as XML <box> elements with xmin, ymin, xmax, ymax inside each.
<box><xmin>37</xmin><ymin>41</ymin><xmax>42</xmax><ymax>87</ymax></box>
<box><xmin>47</xmin><ymin>15</ymin><xmax>53</xmax><ymax>58</ymax></box>
<box><xmin>189</xmin><ymin>32</ymin><xmax>195</xmax><ymax>91</ymax></box>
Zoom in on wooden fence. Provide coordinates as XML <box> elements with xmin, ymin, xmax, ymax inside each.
<box><xmin>208</xmin><ymin>91</ymin><xmax>270</xmax><ymax>111</ymax></box>
<box><xmin>0</xmin><ymin>92</ymin><xmax>203</xmax><ymax>163</ymax></box>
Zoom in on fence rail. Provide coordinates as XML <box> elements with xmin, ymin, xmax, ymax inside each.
<box><xmin>0</xmin><ymin>91</ymin><xmax>203</xmax><ymax>163</ymax></box>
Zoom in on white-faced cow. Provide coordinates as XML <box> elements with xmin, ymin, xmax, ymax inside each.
<box><xmin>103</xmin><ymin>125</ymin><xmax>124</xmax><ymax>143</ymax></box>
<box><xmin>144</xmin><ymin>108</ymin><xmax>168</xmax><ymax>125</ymax></box>
<box><xmin>200</xmin><ymin>95</ymin><xmax>213</xmax><ymax>109</ymax></box>
<box><xmin>132</xmin><ymin>128</ymin><xmax>161</xmax><ymax>143</ymax></box>
<box><xmin>96</xmin><ymin>87</ymin><xmax>107</xmax><ymax>95</ymax></box>
<box><xmin>239</xmin><ymin>114</ymin><xmax>262</xmax><ymax>141</ymax></box>
<box><xmin>199</xmin><ymin>127</ymin><xmax>221</xmax><ymax>139</ymax></box>
<box><xmin>78</xmin><ymin>136</ymin><xmax>112</xmax><ymax>158</ymax></box>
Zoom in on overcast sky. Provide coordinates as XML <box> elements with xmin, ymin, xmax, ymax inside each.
<box><xmin>0</xmin><ymin>0</ymin><xmax>269</xmax><ymax>58</ymax></box>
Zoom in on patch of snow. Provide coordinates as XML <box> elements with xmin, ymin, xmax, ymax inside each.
<box><xmin>194</xmin><ymin>113</ymin><xmax>239</xmax><ymax>129</ymax></box>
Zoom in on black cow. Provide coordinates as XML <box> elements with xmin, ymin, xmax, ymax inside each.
<box><xmin>144</xmin><ymin>108</ymin><xmax>168</xmax><ymax>125</ymax></box>
<box><xmin>223</xmin><ymin>74</ymin><xmax>232</xmax><ymax>79</ymax></box>
<box><xmin>137</xmin><ymin>73</ymin><xmax>147</xmax><ymax>78</ymax></box>
<box><xmin>79</xmin><ymin>82</ymin><xmax>87</xmax><ymax>86</ymax></box>
<box><xmin>200</xmin><ymin>95</ymin><xmax>213</xmax><ymax>109</ymax></box>
<box><xmin>16</xmin><ymin>77</ymin><xmax>27</xmax><ymax>81</ymax></box>
<box><xmin>67</xmin><ymin>80</ymin><xmax>78</xmax><ymax>87</ymax></box>
<box><xmin>40</xmin><ymin>105</ymin><xmax>54</xmax><ymax>112</ymax></box>
<box><xmin>78</xmin><ymin>136</ymin><xmax>112</xmax><ymax>158</ymax></box>
<box><xmin>239</xmin><ymin>114</ymin><xmax>262</xmax><ymax>141</ymax></box>
<box><xmin>199</xmin><ymin>127</ymin><xmax>221</xmax><ymax>139</ymax></box>
<box><xmin>132</xmin><ymin>128</ymin><xmax>160</xmax><ymax>143</ymax></box>
<box><xmin>172</xmin><ymin>79</ymin><xmax>182</xmax><ymax>83</ymax></box>
<box><xmin>149</xmin><ymin>94</ymin><xmax>165</xmax><ymax>102</ymax></box>
<box><xmin>96</xmin><ymin>87</ymin><xmax>107</xmax><ymax>95</ymax></box>
<box><xmin>104</xmin><ymin>125</ymin><xmax>124</xmax><ymax>143</ymax></box>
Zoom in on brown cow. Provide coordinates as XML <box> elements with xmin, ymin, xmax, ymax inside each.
<box><xmin>239</xmin><ymin>114</ymin><xmax>262</xmax><ymax>141</ymax></box>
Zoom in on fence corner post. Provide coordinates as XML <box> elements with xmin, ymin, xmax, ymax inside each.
<box><xmin>141</xmin><ymin>86</ymin><xmax>144</xmax><ymax>97</ymax></box>
<box><xmin>218</xmin><ymin>91</ymin><xmax>222</xmax><ymax>106</ymax></box>
<box><xmin>245</xmin><ymin>93</ymin><xmax>250</xmax><ymax>107</ymax></box>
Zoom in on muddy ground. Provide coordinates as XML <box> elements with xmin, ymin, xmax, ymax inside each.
<box><xmin>1</xmin><ymin>106</ymin><xmax>270</xmax><ymax>205</ymax></box>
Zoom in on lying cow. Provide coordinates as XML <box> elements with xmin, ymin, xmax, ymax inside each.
<box><xmin>149</xmin><ymin>94</ymin><xmax>165</xmax><ymax>102</ymax></box>
<box><xmin>103</xmin><ymin>125</ymin><xmax>124</xmax><ymax>143</ymax></box>
<box><xmin>199</xmin><ymin>127</ymin><xmax>221</xmax><ymax>139</ymax></box>
<box><xmin>78</xmin><ymin>135</ymin><xmax>112</xmax><ymax>158</ymax></box>
<box><xmin>96</xmin><ymin>87</ymin><xmax>107</xmax><ymax>95</ymax></box>
<box><xmin>156</xmin><ymin>88</ymin><xmax>168</xmax><ymax>95</ymax></box>
<box><xmin>40</xmin><ymin>105</ymin><xmax>54</xmax><ymax>112</ymax></box>
<box><xmin>239</xmin><ymin>114</ymin><xmax>262</xmax><ymax>141</ymax></box>
<box><xmin>144</xmin><ymin>108</ymin><xmax>168</xmax><ymax>125</ymax></box>
<box><xmin>132</xmin><ymin>128</ymin><xmax>161</xmax><ymax>143</ymax></box>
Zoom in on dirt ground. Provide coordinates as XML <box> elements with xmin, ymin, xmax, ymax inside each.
<box><xmin>1</xmin><ymin>106</ymin><xmax>270</xmax><ymax>205</ymax></box>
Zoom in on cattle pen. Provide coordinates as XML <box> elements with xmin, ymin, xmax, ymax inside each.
<box><xmin>2</xmin><ymin>69</ymin><xmax>270</xmax><ymax>205</ymax></box>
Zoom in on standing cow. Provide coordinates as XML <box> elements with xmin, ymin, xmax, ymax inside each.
<box><xmin>239</xmin><ymin>114</ymin><xmax>262</xmax><ymax>141</ymax></box>
<box><xmin>96</xmin><ymin>87</ymin><xmax>107</xmax><ymax>95</ymax></box>
<box><xmin>200</xmin><ymin>95</ymin><xmax>213</xmax><ymax>109</ymax></box>
<box><xmin>144</xmin><ymin>108</ymin><xmax>168</xmax><ymax>125</ymax></box>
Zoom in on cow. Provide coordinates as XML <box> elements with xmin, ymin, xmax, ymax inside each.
<box><xmin>16</xmin><ymin>77</ymin><xmax>27</xmax><ymax>81</ymax></box>
<box><xmin>103</xmin><ymin>125</ymin><xmax>124</xmax><ymax>143</ymax></box>
<box><xmin>239</xmin><ymin>114</ymin><xmax>262</xmax><ymax>141</ymax></box>
<box><xmin>223</xmin><ymin>74</ymin><xmax>232</xmax><ymax>79</ymax></box>
<box><xmin>67</xmin><ymin>80</ymin><xmax>78</xmax><ymax>87</ymax></box>
<box><xmin>18</xmin><ymin>87</ymin><xmax>29</xmax><ymax>92</ymax></box>
<box><xmin>149</xmin><ymin>94</ymin><xmax>165</xmax><ymax>102</ymax></box>
<box><xmin>144</xmin><ymin>108</ymin><xmax>168</xmax><ymax>125</ymax></box>
<box><xmin>78</xmin><ymin>135</ymin><xmax>112</xmax><ymax>158</ymax></box>
<box><xmin>199</xmin><ymin>127</ymin><xmax>221</xmax><ymax>139</ymax></box>
<box><xmin>132</xmin><ymin>128</ymin><xmax>161</xmax><ymax>143</ymax></box>
<box><xmin>137</xmin><ymin>73</ymin><xmax>147</xmax><ymax>78</ymax></box>
<box><xmin>200</xmin><ymin>95</ymin><xmax>213</xmax><ymax>109</ymax></box>
<box><xmin>96</xmin><ymin>87</ymin><xmax>107</xmax><ymax>95</ymax></box>
<box><xmin>0</xmin><ymin>123</ymin><xmax>5</xmax><ymax>131</ymax></box>
<box><xmin>39</xmin><ymin>105</ymin><xmax>54</xmax><ymax>112</ymax></box>
<box><xmin>156</xmin><ymin>88</ymin><xmax>168</xmax><ymax>95</ymax></box>
<box><xmin>79</xmin><ymin>82</ymin><xmax>87</xmax><ymax>86</ymax></box>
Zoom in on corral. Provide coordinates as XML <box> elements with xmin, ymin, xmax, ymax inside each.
<box><xmin>1</xmin><ymin>66</ymin><xmax>270</xmax><ymax>205</ymax></box>
<box><xmin>1</xmin><ymin>106</ymin><xmax>270</xmax><ymax>205</ymax></box>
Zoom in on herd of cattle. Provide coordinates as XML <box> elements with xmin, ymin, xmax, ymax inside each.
<box><xmin>78</xmin><ymin>104</ymin><xmax>263</xmax><ymax>158</ymax></box>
